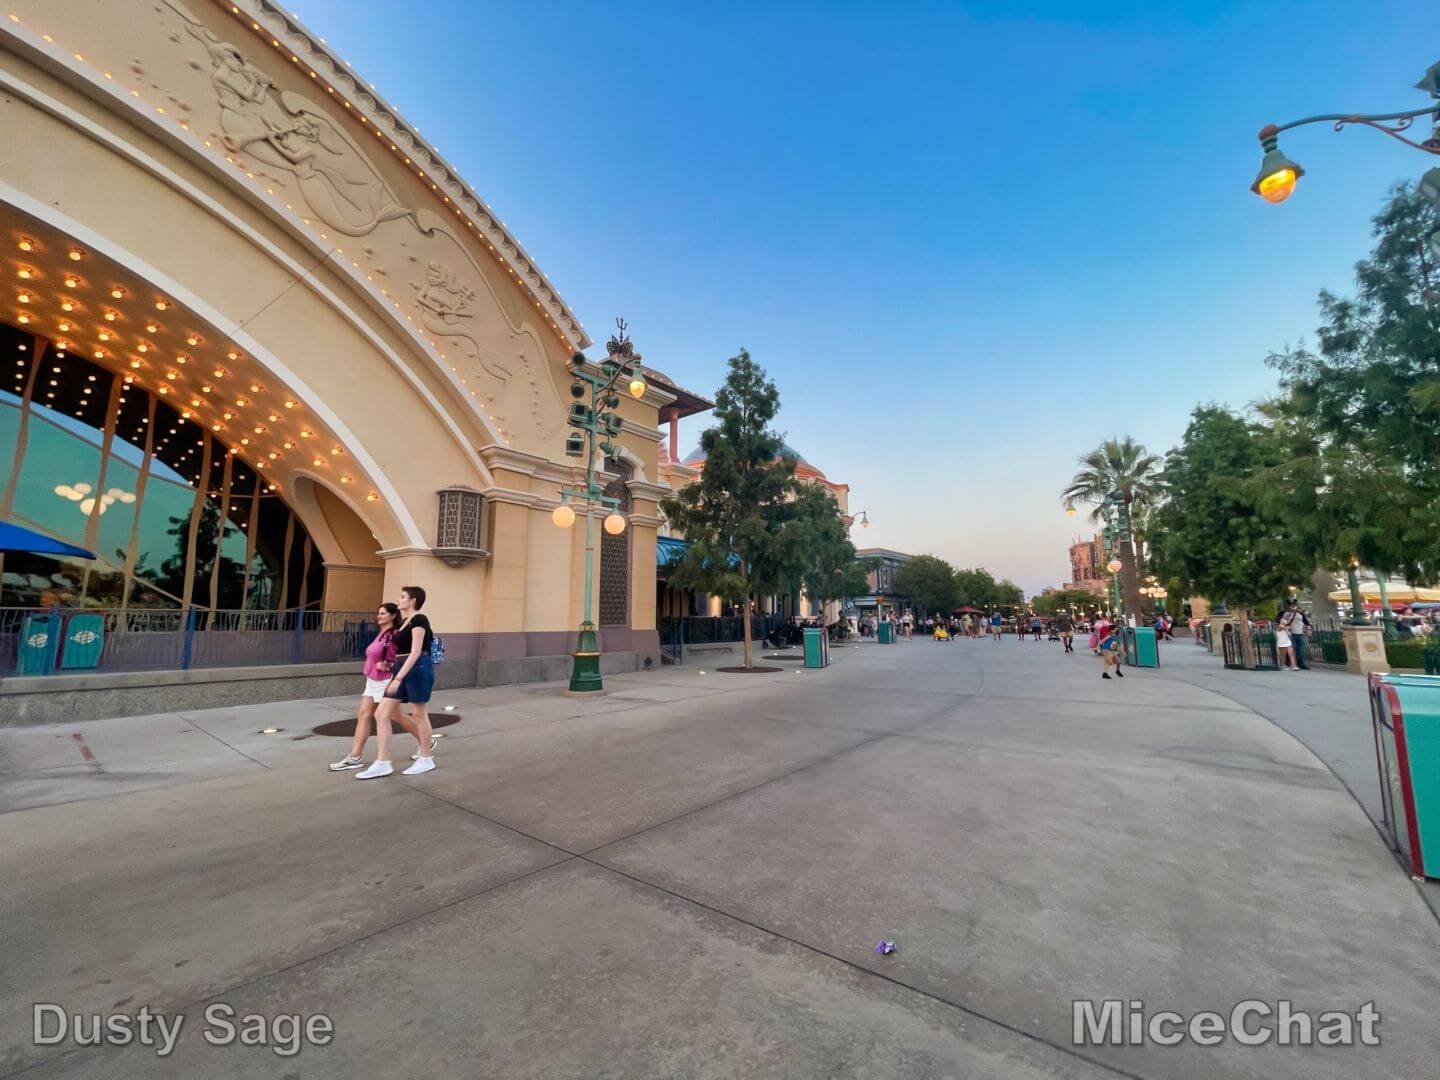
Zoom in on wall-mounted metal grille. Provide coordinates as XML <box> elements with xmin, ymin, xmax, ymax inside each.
<box><xmin>434</xmin><ymin>486</ymin><xmax>486</xmax><ymax>566</ymax></box>
<box><xmin>599</xmin><ymin>462</ymin><xmax>632</xmax><ymax>625</ymax></box>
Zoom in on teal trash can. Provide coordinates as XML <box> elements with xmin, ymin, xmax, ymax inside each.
<box><xmin>803</xmin><ymin>626</ymin><xmax>830</xmax><ymax>668</ymax></box>
<box><xmin>1370</xmin><ymin>673</ymin><xmax>1440</xmax><ymax>880</ymax></box>
<box><xmin>17</xmin><ymin>611</ymin><xmax>60</xmax><ymax>675</ymax></box>
<box><xmin>59</xmin><ymin>612</ymin><xmax>105</xmax><ymax>669</ymax></box>
<box><xmin>1125</xmin><ymin>626</ymin><xmax>1159</xmax><ymax>668</ymax></box>
<box><xmin>877</xmin><ymin>620</ymin><xmax>894</xmax><ymax>644</ymax></box>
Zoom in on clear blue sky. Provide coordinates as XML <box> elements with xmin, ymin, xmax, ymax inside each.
<box><xmin>295</xmin><ymin>0</ymin><xmax>1439</xmax><ymax>593</ymax></box>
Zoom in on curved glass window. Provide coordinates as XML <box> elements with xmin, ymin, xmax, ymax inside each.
<box><xmin>0</xmin><ymin>321</ymin><xmax>323</xmax><ymax>609</ymax></box>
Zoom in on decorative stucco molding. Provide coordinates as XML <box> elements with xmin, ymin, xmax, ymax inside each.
<box><xmin>618</xmin><ymin>419</ymin><xmax>664</xmax><ymax>444</ymax></box>
<box><xmin>223</xmin><ymin>0</ymin><xmax>591</xmax><ymax>349</ymax></box>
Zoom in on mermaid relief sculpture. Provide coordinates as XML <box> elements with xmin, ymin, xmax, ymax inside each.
<box><xmin>166</xmin><ymin>0</ymin><xmax>409</xmax><ymax>236</ymax></box>
<box><xmin>158</xmin><ymin>0</ymin><xmax>561</xmax><ymax>445</ymax></box>
<box><xmin>413</xmin><ymin>260</ymin><xmax>512</xmax><ymax>383</ymax></box>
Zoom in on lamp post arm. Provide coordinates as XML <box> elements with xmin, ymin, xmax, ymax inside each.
<box><xmin>1263</xmin><ymin>104</ymin><xmax>1440</xmax><ymax>155</ymax></box>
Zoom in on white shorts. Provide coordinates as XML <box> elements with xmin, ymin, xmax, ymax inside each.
<box><xmin>363</xmin><ymin>677</ymin><xmax>390</xmax><ymax>703</ymax></box>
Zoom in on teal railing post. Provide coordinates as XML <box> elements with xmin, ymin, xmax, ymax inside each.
<box><xmin>45</xmin><ymin>604</ymin><xmax>62</xmax><ymax>675</ymax></box>
<box><xmin>180</xmin><ymin>607</ymin><xmax>196</xmax><ymax>670</ymax></box>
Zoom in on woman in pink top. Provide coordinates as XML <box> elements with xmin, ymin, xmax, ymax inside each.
<box><xmin>330</xmin><ymin>603</ymin><xmax>418</xmax><ymax>771</ymax></box>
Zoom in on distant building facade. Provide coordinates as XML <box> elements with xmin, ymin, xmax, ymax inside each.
<box><xmin>1067</xmin><ymin>535</ymin><xmax>1108</xmax><ymax>597</ymax></box>
<box><xmin>854</xmin><ymin>548</ymin><xmax>914</xmax><ymax>619</ymax></box>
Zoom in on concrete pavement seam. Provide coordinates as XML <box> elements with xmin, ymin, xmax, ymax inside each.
<box><xmin>574</xmin><ymin>665</ymin><xmax>987</xmax><ymax>859</ymax></box>
<box><xmin>0</xmin><ymin>852</ymin><xmax>578</xmax><ymax>1080</ymax></box>
<box><xmin>400</xmin><ymin>782</ymin><xmax>582</xmax><ymax>857</ymax></box>
<box><xmin>177</xmin><ymin>716</ymin><xmax>272</xmax><ymax>772</ymax></box>
<box><xmin>1159</xmin><ymin>668</ymin><xmax>1440</xmax><ymax>929</ymax></box>
<box><xmin>581</xmin><ymin>858</ymin><xmax>1152</xmax><ymax>1080</ymax></box>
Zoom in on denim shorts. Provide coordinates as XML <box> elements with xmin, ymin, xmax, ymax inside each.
<box><xmin>386</xmin><ymin>654</ymin><xmax>434</xmax><ymax>704</ymax></box>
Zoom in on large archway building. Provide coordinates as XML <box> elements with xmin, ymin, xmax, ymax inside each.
<box><xmin>0</xmin><ymin>1</ymin><xmax>694</xmax><ymax>689</ymax></box>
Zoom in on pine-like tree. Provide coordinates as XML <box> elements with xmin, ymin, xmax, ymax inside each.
<box><xmin>661</xmin><ymin>350</ymin><xmax>798</xmax><ymax>669</ymax></box>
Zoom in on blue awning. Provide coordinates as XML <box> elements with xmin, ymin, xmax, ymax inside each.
<box><xmin>657</xmin><ymin>536</ymin><xmax>690</xmax><ymax>567</ymax></box>
<box><xmin>657</xmin><ymin>535</ymin><xmax>738</xmax><ymax>572</ymax></box>
<box><xmin>0</xmin><ymin>521</ymin><xmax>96</xmax><ymax>558</ymax></box>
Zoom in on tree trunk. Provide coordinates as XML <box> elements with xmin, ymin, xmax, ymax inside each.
<box><xmin>742</xmin><ymin>592</ymin><xmax>753</xmax><ymax>670</ymax></box>
<box><xmin>1236</xmin><ymin>607</ymin><xmax>1257</xmax><ymax>669</ymax></box>
<box><xmin>1119</xmin><ymin>540</ymin><xmax>1144</xmax><ymax>622</ymax></box>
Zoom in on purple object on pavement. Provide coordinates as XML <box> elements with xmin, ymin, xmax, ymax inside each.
<box><xmin>875</xmin><ymin>940</ymin><xmax>896</xmax><ymax>955</ymax></box>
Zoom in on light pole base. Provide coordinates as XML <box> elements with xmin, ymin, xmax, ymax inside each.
<box><xmin>568</xmin><ymin>622</ymin><xmax>604</xmax><ymax>693</ymax></box>
<box><xmin>1342</xmin><ymin>623</ymin><xmax>1390</xmax><ymax>675</ymax></box>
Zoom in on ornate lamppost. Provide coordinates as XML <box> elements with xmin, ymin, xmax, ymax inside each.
<box><xmin>1104</xmin><ymin>489</ymin><xmax>1133</xmax><ymax>618</ymax></box>
<box><xmin>1097</xmin><ymin>505</ymin><xmax>1123</xmax><ymax>617</ymax></box>
<box><xmin>1249</xmin><ymin>59</ymin><xmax>1440</xmax><ymax>223</ymax></box>
<box><xmin>550</xmin><ymin>320</ymin><xmax>646</xmax><ymax>694</ymax></box>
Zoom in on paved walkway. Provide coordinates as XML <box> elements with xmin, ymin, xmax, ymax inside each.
<box><xmin>1158</xmin><ymin>639</ymin><xmax>1440</xmax><ymax>918</ymax></box>
<box><xmin>1</xmin><ymin>637</ymin><xmax>1437</xmax><ymax>1079</ymax></box>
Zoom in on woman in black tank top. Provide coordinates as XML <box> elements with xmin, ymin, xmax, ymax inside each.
<box><xmin>355</xmin><ymin>585</ymin><xmax>438</xmax><ymax>779</ymax></box>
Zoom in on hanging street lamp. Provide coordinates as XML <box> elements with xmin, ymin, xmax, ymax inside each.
<box><xmin>851</xmin><ymin>509</ymin><xmax>871</xmax><ymax>530</ymax></box>
<box><xmin>1250</xmin><ymin>58</ymin><xmax>1440</xmax><ymax>217</ymax></box>
<box><xmin>550</xmin><ymin>320</ymin><xmax>646</xmax><ymax>694</ymax></box>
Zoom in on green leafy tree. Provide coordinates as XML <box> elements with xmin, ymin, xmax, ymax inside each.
<box><xmin>1268</xmin><ymin>182</ymin><xmax>1440</xmax><ymax>588</ymax></box>
<box><xmin>893</xmin><ymin>554</ymin><xmax>959</xmax><ymax>617</ymax></box>
<box><xmin>1061</xmin><ymin>436</ymin><xmax>1161</xmax><ymax>616</ymax></box>
<box><xmin>994</xmin><ymin>578</ymin><xmax>1025</xmax><ymax>610</ymax></box>
<box><xmin>1150</xmin><ymin>406</ymin><xmax>1313</xmax><ymax>664</ymax></box>
<box><xmin>953</xmin><ymin>567</ymin><xmax>999</xmax><ymax>610</ymax></box>
<box><xmin>661</xmin><ymin>349</ymin><xmax>798</xmax><ymax>669</ymax></box>
<box><xmin>789</xmin><ymin>484</ymin><xmax>866</xmax><ymax>614</ymax></box>
<box><xmin>1032</xmin><ymin>588</ymin><xmax>1103</xmax><ymax>618</ymax></box>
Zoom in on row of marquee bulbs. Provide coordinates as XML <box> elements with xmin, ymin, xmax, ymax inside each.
<box><xmin>550</xmin><ymin>504</ymin><xmax>626</xmax><ymax>535</ymax></box>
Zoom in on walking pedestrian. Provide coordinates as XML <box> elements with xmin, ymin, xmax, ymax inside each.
<box><xmin>1030</xmin><ymin>613</ymin><xmax>1043</xmax><ymax>641</ymax></box>
<box><xmin>1097</xmin><ymin>617</ymin><xmax>1124</xmax><ymax>679</ymax></box>
<box><xmin>330</xmin><ymin>602</ymin><xmax>420</xmax><ymax>771</ymax></box>
<box><xmin>356</xmin><ymin>585</ymin><xmax>438</xmax><ymax>779</ymax></box>
<box><xmin>1056</xmin><ymin>611</ymin><xmax>1075</xmax><ymax>653</ymax></box>
<box><xmin>989</xmin><ymin>610</ymin><xmax>1002</xmax><ymax>641</ymax></box>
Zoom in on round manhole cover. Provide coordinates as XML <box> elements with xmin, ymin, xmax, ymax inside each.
<box><xmin>311</xmin><ymin>712</ymin><xmax>463</xmax><ymax>737</ymax></box>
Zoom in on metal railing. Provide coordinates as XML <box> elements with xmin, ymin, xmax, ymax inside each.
<box><xmin>1312</xmin><ymin>619</ymin><xmax>1348</xmax><ymax>665</ymax></box>
<box><xmin>1220</xmin><ymin>624</ymin><xmax>1280</xmax><ymax>671</ymax></box>
<box><xmin>0</xmin><ymin>607</ymin><xmax>377</xmax><ymax>677</ymax></box>
<box><xmin>658</xmin><ymin>614</ymin><xmax>778</xmax><ymax>661</ymax></box>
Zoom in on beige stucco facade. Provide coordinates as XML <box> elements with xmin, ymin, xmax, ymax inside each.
<box><xmin>0</xmin><ymin>0</ymin><xmax>673</xmax><ymax>666</ymax></box>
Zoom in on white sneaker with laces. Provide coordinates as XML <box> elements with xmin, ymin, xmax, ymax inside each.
<box><xmin>329</xmin><ymin>755</ymin><xmax>365</xmax><ymax>772</ymax></box>
<box><xmin>354</xmin><ymin>760</ymin><xmax>394</xmax><ymax>780</ymax></box>
<box><xmin>402</xmin><ymin>756</ymin><xmax>435</xmax><ymax>776</ymax></box>
<box><xmin>410</xmin><ymin>740</ymin><xmax>440</xmax><ymax>761</ymax></box>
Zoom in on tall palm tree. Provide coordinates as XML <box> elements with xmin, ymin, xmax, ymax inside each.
<box><xmin>1061</xmin><ymin>436</ymin><xmax>1162</xmax><ymax>617</ymax></box>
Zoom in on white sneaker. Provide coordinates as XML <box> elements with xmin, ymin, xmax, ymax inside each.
<box><xmin>329</xmin><ymin>755</ymin><xmax>365</xmax><ymax>772</ymax></box>
<box><xmin>402</xmin><ymin>756</ymin><xmax>435</xmax><ymax>776</ymax></box>
<box><xmin>354</xmin><ymin>760</ymin><xmax>393</xmax><ymax>780</ymax></box>
<box><xmin>410</xmin><ymin>738</ymin><xmax>441</xmax><ymax>761</ymax></box>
